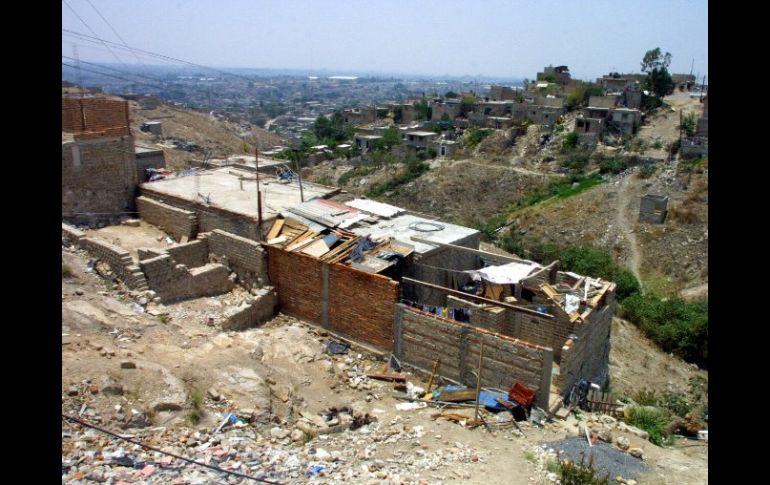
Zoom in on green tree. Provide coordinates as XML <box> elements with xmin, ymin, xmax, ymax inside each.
<box><xmin>375</xmin><ymin>126</ymin><xmax>402</xmax><ymax>151</ymax></box>
<box><xmin>415</xmin><ymin>99</ymin><xmax>432</xmax><ymax>121</ymax></box>
<box><xmin>445</xmin><ymin>91</ymin><xmax>458</xmax><ymax>98</ymax></box>
<box><xmin>680</xmin><ymin>112</ymin><xmax>697</xmax><ymax>136</ymax></box>
<box><xmin>641</xmin><ymin>48</ymin><xmax>675</xmax><ymax>99</ymax></box>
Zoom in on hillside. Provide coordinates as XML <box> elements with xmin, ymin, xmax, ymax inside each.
<box><xmin>129</xmin><ymin>102</ymin><xmax>286</xmax><ymax>169</ymax></box>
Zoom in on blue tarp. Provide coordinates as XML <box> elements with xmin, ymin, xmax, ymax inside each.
<box><xmin>436</xmin><ymin>385</ymin><xmax>519</xmax><ymax>411</ymax></box>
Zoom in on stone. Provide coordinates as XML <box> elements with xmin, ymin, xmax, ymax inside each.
<box><xmin>270</xmin><ymin>427</ymin><xmax>291</xmax><ymax>439</ymax></box>
<box><xmin>67</xmin><ymin>387</ymin><xmax>79</xmax><ymax>396</ymax></box>
<box><xmin>627</xmin><ymin>481</ymin><xmax>638</xmax><ymax>485</ymax></box>
<box><xmin>598</xmin><ymin>425</ymin><xmax>613</xmax><ymax>443</ymax></box>
<box><xmin>314</xmin><ymin>448</ymin><xmax>331</xmax><ymax>461</ymax></box>
<box><xmin>120</xmin><ymin>361</ymin><xmax>136</xmax><ymax>369</ymax></box>
<box><xmin>291</xmin><ymin>428</ymin><xmax>305</xmax><ymax>442</ymax></box>
<box><xmin>207</xmin><ymin>388</ymin><xmax>222</xmax><ymax>401</ymax></box>
<box><xmin>138</xmin><ymin>297</ymin><xmax>149</xmax><ymax>306</ymax></box>
<box><xmin>615</xmin><ymin>436</ymin><xmax>630</xmax><ymax>451</ymax></box>
<box><xmin>626</xmin><ymin>425</ymin><xmax>649</xmax><ymax>440</ymax></box>
<box><xmin>628</xmin><ymin>447</ymin><xmax>644</xmax><ymax>460</ymax></box>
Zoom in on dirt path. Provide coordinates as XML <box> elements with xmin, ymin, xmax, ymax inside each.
<box><xmin>458</xmin><ymin>159</ymin><xmax>558</xmax><ymax>178</ymax></box>
<box><xmin>616</xmin><ymin>175</ymin><xmax>643</xmax><ymax>286</ymax></box>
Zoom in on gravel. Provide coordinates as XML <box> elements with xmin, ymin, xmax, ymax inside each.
<box><xmin>542</xmin><ymin>437</ymin><xmax>648</xmax><ymax>481</ymax></box>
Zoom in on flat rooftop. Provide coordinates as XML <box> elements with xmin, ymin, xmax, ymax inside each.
<box><xmin>351</xmin><ymin>213</ymin><xmax>479</xmax><ymax>254</ymax></box>
<box><xmin>140</xmin><ymin>166</ymin><xmax>338</xmax><ymax>221</ymax></box>
<box><xmin>405</xmin><ymin>131</ymin><xmax>438</xmax><ymax>137</ymax></box>
<box><xmin>135</xmin><ymin>145</ymin><xmax>163</xmax><ymax>154</ymax></box>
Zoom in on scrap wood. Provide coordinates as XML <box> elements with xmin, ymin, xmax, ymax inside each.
<box><xmin>365</xmin><ymin>373</ymin><xmax>407</xmax><ymax>382</ymax></box>
<box><xmin>494</xmin><ymin>397</ymin><xmax>526</xmax><ymax>437</ymax></box>
<box><xmin>394</xmin><ymin>396</ymin><xmax>474</xmax><ymax>408</ymax></box>
<box><xmin>438</xmin><ymin>389</ymin><xmax>479</xmax><ymax>402</ymax></box>
<box><xmin>426</xmin><ymin>359</ymin><xmax>440</xmax><ymax>394</ymax></box>
<box><xmin>266</xmin><ymin>219</ymin><xmax>284</xmax><ymax>241</ymax></box>
<box><xmin>432</xmin><ymin>412</ymin><xmax>482</xmax><ymax>428</ymax></box>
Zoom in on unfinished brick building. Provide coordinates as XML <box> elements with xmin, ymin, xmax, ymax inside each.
<box><xmin>62</xmin><ymin>96</ymin><xmax>138</xmax><ymax>225</ymax></box>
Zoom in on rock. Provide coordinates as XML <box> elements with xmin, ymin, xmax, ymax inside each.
<box><xmin>138</xmin><ymin>297</ymin><xmax>149</xmax><ymax>306</ymax></box>
<box><xmin>615</xmin><ymin>436</ymin><xmax>630</xmax><ymax>451</ymax></box>
<box><xmin>122</xmin><ymin>219</ymin><xmax>141</xmax><ymax>227</ymax></box>
<box><xmin>628</xmin><ymin>447</ymin><xmax>644</xmax><ymax>460</ymax></box>
<box><xmin>270</xmin><ymin>427</ymin><xmax>291</xmax><ymax>439</ymax></box>
<box><xmin>626</xmin><ymin>425</ymin><xmax>649</xmax><ymax>440</ymax></box>
<box><xmin>75</xmin><ymin>290</ymin><xmax>84</xmax><ymax>296</ymax></box>
<box><xmin>120</xmin><ymin>361</ymin><xmax>136</xmax><ymax>369</ymax></box>
<box><xmin>627</xmin><ymin>481</ymin><xmax>638</xmax><ymax>485</ymax></box>
<box><xmin>598</xmin><ymin>425</ymin><xmax>613</xmax><ymax>443</ymax></box>
<box><xmin>67</xmin><ymin>387</ymin><xmax>79</xmax><ymax>396</ymax></box>
<box><xmin>248</xmin><ymin>345</ymin><xmax>263</xmax><ymax>361</ymax></box>
<box><xmin>207</xmin><ymin>388</ymin><xmax>222</xmax><ymax>401</ymax></box>
<box><xmin>291</xmin><ymin>428</ymin><xmax>305</xmax><ymax>442</ymax></box>
<box><xmin>314</xmin><ymin>448</ymin><xmax>331</xmax><ymax>461</ymax></box>
<box><xmin>124</xmin><ymin>412</ymin><xmax>151</xmax><ymax>429</ymax></box>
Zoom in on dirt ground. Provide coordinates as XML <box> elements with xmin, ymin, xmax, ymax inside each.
<box><xmin>62</xmin><ymin>246</ymin><xmax>707</xmax><ymax>484</ymax></box>
<box><xmin>84</xmin><ymin>221</ymin><xmax>177</xmax><ymax>261</ymax></box>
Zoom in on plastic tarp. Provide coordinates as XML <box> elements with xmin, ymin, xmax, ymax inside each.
<box><xmin>436</xmin><ymin>385</ymin><xmax>519</xmax><ymax>411</ymax></box>
<box><xmin>564</xmin><ymin>294</ymin><xmax>581</xmax><ymax>314</ymax></box>
<box><xmin>466</xmin><ymin>261</ymin><xmax>542</xmax><ymax>285</ymax></box>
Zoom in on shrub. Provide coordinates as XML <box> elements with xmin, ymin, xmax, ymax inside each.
<box><xmin>638</xmin><ymin>164</ymin><xmax>656</xmax><ymax>179</ymax></box>
<box><xmin>561</xmin><ymin>131</ymin><xmax>579</xmax><ymax>151</ymax></box>
<box><xmin>659</xmin><ymin>391</ymin><xmax>690</xmax><ymax>418</ymax></box>
<box><xmin>620</xmin><ymin>294</ymin><xmax>708</xmax><ymax>366</ymax></box>
<box><xmin>626</xmin><ymin>406</ymin><xmax>673</xmax><ymax>446</ymax></box>
<box><xmin>562</xmin><ymin>152</ymin><xmax>589</xmax><ymax>171</ymax></box>
<box><xmin>632</xmin><ymin>388</ymin><xmax>659</xmax><ymax>406</ymax></box>
<box><xmin>614</xmin><ymin>270</ymin><xmax>642</xmax><ymax>300</ymax></box>
<box><xmin>559</xmin><ymin>454</ymin><xmax>611</xmax><ymax>485</ymax></box>
<box><xmin>62</xmin><ymin>264</ymin><xmax>73</xmax><ymax>278</ymax></box>
<box><xmin>465</xmin><ymin>127</ymin><xmax>493</xmax><ymax>148</ymax></box>
<box><xmin>598</xmin><ymin>158</ymin><xmax>628</xmax><ymax>174</ymax></box>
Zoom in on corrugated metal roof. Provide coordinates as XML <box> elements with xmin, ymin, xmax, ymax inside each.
<box><xmin>287</xmin><ymin>199</ymin><xmax>361</xmax><ymax>228</ymax></box>
<box><xmin>346</xmin><ymin>199</ymin><xmax>404</xmax><ymax>218</ymax></box>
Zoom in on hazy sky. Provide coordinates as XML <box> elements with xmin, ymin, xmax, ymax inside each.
<box><xmin>62</xmin><ymin>0</ymin><xmax>708</xmax><ymax>80</ymax></box>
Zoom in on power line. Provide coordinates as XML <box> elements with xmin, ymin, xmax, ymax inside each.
<box><xmin>62</xmin><ymin>55</ymin><xmax>168</xmax><ymax>85</ymax></box>
<box><xmin>62</xmin><ymin>0</ymin><xmax>127</xmax><ymax>68</ymax></box>
<box><xmin>84</xmin><ymin>0</ymin><xmax>146</xmax><ymax>67</ymax></box>
<box><xmin>62</xmin><ymin>414</ymin><xmax>285</xmax><ymax>484</ymax></box>
<box><xmin>62</xmin><ymin>62</ymin><xmax>166</xmax><ymax>90</ymax></box>
<box><xmin>62</xmin><ymin>28</ymin><xmax>254</xmax><ymax>82</ymax></box>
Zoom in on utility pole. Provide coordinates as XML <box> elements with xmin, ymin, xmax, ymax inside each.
<box><xmin>700</xmin><ymin>75</ymin><xmax>706</xmax><ymax>102</ymax></box>
<box><xmin>255</xmin><ymin>146</ymin><xmax>263</xmax><ymax>240</ymax></box>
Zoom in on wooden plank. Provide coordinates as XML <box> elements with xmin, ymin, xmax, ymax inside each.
<box><xmin>438</xmin><ymin>389</ymin><xmax>478</xmax><ymax>402</ymax></box>
<box><xmin>300</xmin><ymin>238</ymin><xmax>330</xmax><ymax>257</ymax></box>
<box><xmin>410</xmin><ymin>236</ymin><xmax>534</xmax><ymax>264</ymax></box>
<box><xmin>266</xmin><ymin>219</ymin><xmax>284</xmax><ymax>241</ymax></box>
<box><xmin>365</xmin><ymin>373</ymin><xmax>407</xmax><ymax>382</ymax></box>
<box><xmin>284</xmin><ymin>230</ymin><xmax>316</xmax><ymax>251</ymax></box>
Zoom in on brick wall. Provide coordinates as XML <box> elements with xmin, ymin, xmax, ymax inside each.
<box><xmin>221</xmin><ymin>291</ymin><xmax>278</xmax><ymax>331</ymax></box>
<box><xmin>139</xmin><ymin>255</ymin><xmax>233</xmax><ymax>303</ymax></box>
<box><xmin>62</xmin><ymin>97</ymin><xmax>130</xmax><ymax>136</ymax></box>
<box><xmin>394</xmin><ymin>304</ymin><xmax>553</xmax><ymax>408</ymax></box>
<box><xmin>136</xmin><ymin>196</ymin><xmax>198</xmax><ymax>241</ymax></box>
<box><xmin>328</xmin><ymin>264</ymin><xmax>399</xmax><ymax>349</ymax></box>
<box><xmin>207</xmin><ymin>230</ymin><xmax>269</xmax><ymax>289</ymax></box>
<box><xmin>166</xmin><ymin>239</ymin><xmax>208</xmax><ymax>268</ymax></box>
<box><xmin>78</xmin><ymin>236</ymin><xmax>148</xmax><ymax>291</ymax></box>
<box><xmin>62</xmin><ymin>136</ymin><xmax>138</xmax><ymax>222</ymax></box>
<box><xmin>266</xmin><ymin>246</ymin><xmax>399</xmax><ymax>349</ymax></box>
<box><xmin>266</xmin><ymin>246</ymin><xmax>323</xmax><ymax>323</ymax></box>
<box><xmin>557</xmin><ymin>299</ymin><xmax>614</xmax><ymax>393</ymax></box>
<box><xmin>138</xmin><ymin>189</ymin><xmax>259</xmax><ymax>240</ymax></box>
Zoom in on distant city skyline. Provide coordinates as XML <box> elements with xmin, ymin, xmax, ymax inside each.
<box><xmin>62</xmin><ymin>0</ymin><xmax>708</xmax><ymax>82</ymax></box>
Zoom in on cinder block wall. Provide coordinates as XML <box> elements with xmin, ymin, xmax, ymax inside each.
<box><xmin>62</xmin><ymin>136</ymin><xmax>138</xmax><ymax>222</ymax></box>
<box><xmin>207</xmin><ymin>230</ymin><xmax>269</xmax><ymax>289</ymax></box>
<box><xmin>78</xmin><ymin>235</ymin><xmax>148</xmax><ymax>290</ymax></box>
<box><xmin>328</xmin><ymin>264</ymin><xmax>399</xmax><ymax>349</ymax></box>
<box><xmin>139</xmin><ymin>255</ymin><xmax>233</xmax><ymax>303</ymax></box>
<box><xmin>556</xmin><ymin>302</ymin><xmax>614</xmax><ymax>394</ymax></box>
<box><xmin>166</xmin><ymin>239</ymin><xmax>208</xmax><ymax>268</ymax></box>
<box><xmin>446</xmin><ymin>295</ymin><xmax>513</xmax><ymax>335</ymax></box>
<box><xmin>138</xmin><ymin>189</ymin><xmax>260</xmax><ymax>240</ymax></box>
<box><xmin>512</xmin><ymin>311</ymin><xmax>574</xmax><ymax>360</ymax></box>
<box><xmin>394</xmin><ymin>304</ymin><xmax>553</xmax><ymax>408</ymax></box>
<box><xmin>136</xmin><ymin>196</ymin><xmax>197</xmax><ymax>241</ymax></box>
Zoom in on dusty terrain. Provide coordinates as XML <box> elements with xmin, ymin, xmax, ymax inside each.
<box><xmin>129</xmin><ymin>102</ymin><xmax>286</xmax><ymax>169</ymax></box>
<box><xmin>62</xmin><ymin>244</ymin><xmax>707</xmax><ymax>484</ymax></box>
